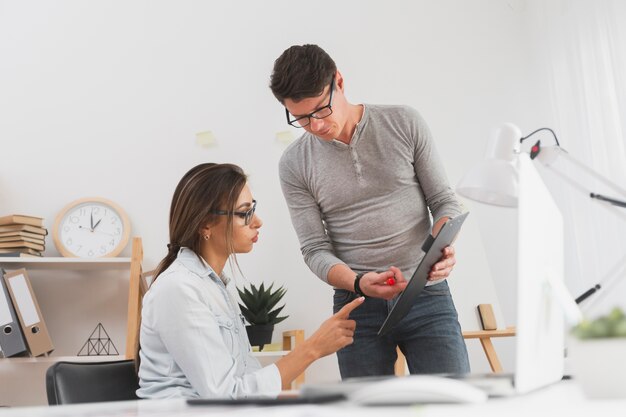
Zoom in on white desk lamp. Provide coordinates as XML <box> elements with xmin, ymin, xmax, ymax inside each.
<box><xmin>456</xmin><ymin>123</ymin><xmax>583</xmax><ymax>326</ymax></box>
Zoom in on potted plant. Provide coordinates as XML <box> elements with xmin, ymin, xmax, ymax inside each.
<box><xmin>569</xmin><ymin>307</ymin><xmax>626</xmax><ymax>399</ymax></box>
<box><xmin>237</xmin><ymin>282</ymin><xmax>288</xmax><ymax>351</ymax></box>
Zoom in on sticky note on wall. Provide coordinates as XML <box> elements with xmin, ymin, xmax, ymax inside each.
<box><xmin>275</xmin><ymin>130</ymin><xmax>295</xmax><ymax>144</ymax></box>
<box><xmin>196</xmin><ymin>131</ymin><xmax>217</xmax><ymax>148</ymax></box>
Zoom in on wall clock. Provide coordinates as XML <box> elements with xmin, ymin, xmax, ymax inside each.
<box><xmin>52</xmin><ymin>197</ymin><xmax>131</xmax><ymax>258</ymax></box>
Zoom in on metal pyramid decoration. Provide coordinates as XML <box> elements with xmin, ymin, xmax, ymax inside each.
<box><xmin>77</xmin><ymin>323</ymin><xmax>119</xmax><ymax>356</ymax></box>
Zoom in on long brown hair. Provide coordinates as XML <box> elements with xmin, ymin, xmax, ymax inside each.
<box><xmin>153</xmin><ymin>162</ymin><xmax>248</xmax><ymax>280</ymax></box>
<box><xmin>135</xmin><ymin>163</ymin><xmax>247</xmax><ymax>372</ymax></box>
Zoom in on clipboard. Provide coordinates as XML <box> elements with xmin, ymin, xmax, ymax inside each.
<box><xmin>378</xmin><ymin>212</ymin><xmax>469</xmax><ymax>336</ymax></box>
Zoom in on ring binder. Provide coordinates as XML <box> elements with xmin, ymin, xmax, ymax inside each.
<box><xmin>0</xmin><ymin>268</ymin><xmax>28</xmax><ymax>357</ymax></box>
<box><xmin>3</xmin><ymin>268</ymin><xmax>54</xmax><ymax>356</ymax></box>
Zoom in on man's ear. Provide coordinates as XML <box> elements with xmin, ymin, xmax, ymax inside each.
<box><xmin>335</xmin><ymin>70</ymin><xmax>344</xmax><ymax>92</ymax></box>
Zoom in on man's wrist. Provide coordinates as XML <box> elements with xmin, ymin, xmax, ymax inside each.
<box><xmin>354</xmin><ymin>272</ymin><xmax>368</xmax><ymax>297</ymax></box>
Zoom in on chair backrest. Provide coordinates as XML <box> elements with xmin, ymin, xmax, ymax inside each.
<box><xmin>46</xmin><ymin>360</ymin><xmax>139</xmax><ymax>405</ymax></box>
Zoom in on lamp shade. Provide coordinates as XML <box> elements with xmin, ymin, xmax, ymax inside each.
<box><xmin>456</xmin><ymin>123</ymin><xmax>522</xmax><ymax>207</ymax></box>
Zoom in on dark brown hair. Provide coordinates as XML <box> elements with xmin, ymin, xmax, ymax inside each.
<box><xmin>269</xmin><ymin>44</ymin><xmax>337</xmax><ymax>104</ymax></box>
<box><xmin>153</xmin><ymin>162</ymin><xmax>248</xmax><ymax>281</ymax></box>
<box><xmin>136</xmin><ymin>163</ymin><xmax>247</xmax><ymax>372</ymax></box>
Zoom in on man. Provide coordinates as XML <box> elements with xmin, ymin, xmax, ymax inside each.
<box><xmin>269</xmin><ymin>44</ymin><xmax>470</xmax><ymax>378</ymax></box>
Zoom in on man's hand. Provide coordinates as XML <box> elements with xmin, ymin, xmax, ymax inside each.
<box><xmin>307</xmin><ymin>296</ymin><xmax>364</xmax><ymax>359</ymax></box>
<box><xmin>428</xmin><ymin>246</ymin><xmax>456</xmax><ymax>280</ymax></box>
<box><xmin>359</xmin><ymin>266</ymin><xmax>408</xmax><ymax>300</ymax></box>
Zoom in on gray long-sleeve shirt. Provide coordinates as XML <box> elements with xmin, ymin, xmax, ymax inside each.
<box><xmin>279</xmin><ymin>104</ymin><xmax>462</xmax><ymax>283</ymax></box>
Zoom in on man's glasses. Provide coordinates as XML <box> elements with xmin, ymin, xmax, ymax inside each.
<box><xmin>285</xmin><ymin>79</ymin><xmax>334</xmax><ymax>128</ymax></box>
<box><xmin>212</xmin><ymin>200</ymin><xmax>257</xmax><ymax>226</ymax></box>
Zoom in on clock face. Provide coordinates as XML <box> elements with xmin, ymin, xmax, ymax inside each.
<box><xmin>53</xmin><ymin>198</ymin><xmax>130</xmax><ymax>258</ymax></box>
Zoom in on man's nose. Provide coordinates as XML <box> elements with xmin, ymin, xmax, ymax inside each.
<box><xmin>309</xmin><ymin>117</ymin><xmax>325</xmax><ymax>131</ymax></box>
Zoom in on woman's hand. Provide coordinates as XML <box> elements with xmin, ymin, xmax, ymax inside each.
<box><xmin>307</xmin><ymin>296</ymin><xmax>364</xmax><ymax>358</ymax></box>
<box><xmin>276</xmin><ymin>296</ymin><xmax>364</xmax><ymax>389</ymax></box>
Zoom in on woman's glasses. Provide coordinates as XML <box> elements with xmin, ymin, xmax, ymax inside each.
<box><xmin>212</xmin><ymin>200</ymin><xmax>257</xmax><ymax>225</ymax></box>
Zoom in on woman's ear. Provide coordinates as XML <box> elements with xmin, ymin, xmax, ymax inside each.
<box><xmin>200</xmin><ymin>225</ymin><xmax>212</xmax><ymax>241</ymax></box>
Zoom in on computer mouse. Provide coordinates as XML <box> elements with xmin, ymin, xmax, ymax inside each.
<box><xmin>348</xmin><ymin>375</ymin><xmax>488</xmax><ymax>405</ymax></box>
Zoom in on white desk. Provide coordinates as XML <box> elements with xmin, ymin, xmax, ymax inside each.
<box><xmin>0</xmin><ymin>381</ymin><xmax>622</xmax><ymax>417</ymax></box>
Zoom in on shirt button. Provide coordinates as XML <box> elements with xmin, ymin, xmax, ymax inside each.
<box><xmin>234</xmin><ymin>328</ymin><xmax>239</xmax><ymax>333</ymax></box>
<box><xmin>227</xmin><ymin>321</ymin><xmax>233</xmax><ymax>327</ymax></box>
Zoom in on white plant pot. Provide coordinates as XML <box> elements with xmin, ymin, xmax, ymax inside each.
<box><xmin>568</xmin><ymin>338</ymin><xmax>626</xmax><ymax>399</ymax></box>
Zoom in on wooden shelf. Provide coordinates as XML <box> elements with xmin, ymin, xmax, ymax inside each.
<box><xmin>0</xmin><ymin>257</ymin><xmax>132</xmax><ymax>270</ymax></box>
<box><xmin>0</xmin><ymin>240</ymin><xmax>143</xmax><ymax>407</ymax></box>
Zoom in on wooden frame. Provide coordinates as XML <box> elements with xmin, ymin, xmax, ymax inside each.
<box><xmin>125</xmin><ymin>237</ymin><xmax>143</xmax><ymax>359</ymax></box>
<box><xmin>462</xmin><ymin>327</ymin><xmax>516</xmax><ymax>372</ymax></box>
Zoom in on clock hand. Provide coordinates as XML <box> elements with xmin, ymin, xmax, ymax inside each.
<box><xmin>93</xmin><ymin>218</ymin><xmax>102</xmax><ymax>230</ymax></box>
<box><xmin>92</xmin><ymin>230</ymin><xmax>115</xmax><ymax>237</ymax></box>
<box><xmin>90</xmin><ymin>211</ymin><xmax>94</xmax><ymax>231</ymax></box>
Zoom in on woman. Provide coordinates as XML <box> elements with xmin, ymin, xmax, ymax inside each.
<box><xmin>137</xmin><ymin>163</ymin><xmax>363</xmax><ymax>399</ymax></box>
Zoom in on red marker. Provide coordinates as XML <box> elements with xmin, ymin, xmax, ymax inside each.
<box><xmin>386</xmin><ymin>277</ymin><xmax>396</xmax><ymax>286</ymax></box>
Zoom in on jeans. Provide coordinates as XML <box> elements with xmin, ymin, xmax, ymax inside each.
<box><xmin>333</xmin><ymin>280</ymin><xmax>470</xmax><ymax>378</ymax></box>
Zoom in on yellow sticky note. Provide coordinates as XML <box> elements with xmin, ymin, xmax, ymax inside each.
<box><xmin>275</xmin><ymin>130</ymin><xmax>295</xmax><ymax>144</ymax></box>
<box><xmin>196</xmin><ymin>131</ymin><xmax>217</xmax><ymax>148</ymax></box>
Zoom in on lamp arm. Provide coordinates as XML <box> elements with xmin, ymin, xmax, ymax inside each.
<box><xmin>575</xmin><ymin>252</ymin><xmax>626</xmax><ymax>309</ymax></box>
<box><xmin>575</xmin><ymin>284</ymin><xmax>601</xmax><ymax>304</ymax></box>
<box><xmin>553</xmin><ymin>150</ymin><xmax>626</xmax><ymax>200</ymax></box>
<box><xmin>532</xmin><ymin>146</ymin><xmax>626</xmax><ymax>307</ymax></box>
<box><xmin>541</xmin><ymin>156</ymin><xmax>626</xmax><ymax>224</ymax></box>
<box><xmin>589</xmin><ymin>193</ymin><xmax>626</xmax><ymax>208</ymax></box>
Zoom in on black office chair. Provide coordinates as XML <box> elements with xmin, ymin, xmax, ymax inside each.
<box><xmin>46</xmin><ymin>359</ymin><xmax>140</xmax><ymax>405</ymax></box>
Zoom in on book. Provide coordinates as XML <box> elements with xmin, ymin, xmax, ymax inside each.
<box><xmin>0</xmin><ymin>224</ymin><xmax>47</xmax><ymax>236</ymax></box>
<box><xmin>0</xmin><ymin>252</ymin><xmax>41</xmax><ymax>258</ymax></box>
<box><xmin>0</xmin><ymin>236</ymin><xmax>45</xmax><ymax>245</ymax></box>
<box><xmin>0</xmin><ymin>248</ymin><xmax>42</xmax><ymax>256</ymax></box>
<box><xmin>0</xmin><ymin>241</ymin><xmax>44</xmax><ymax>251</ymax></box>
<box><xmin>0</xmin><ymin>215</ymin><xmax>44</xmax><ymax>228</ymax></box>
<box><xmin>0</xmin><ymin>231</ymin><xmax>46</xmax><ymax>240</ymax></box>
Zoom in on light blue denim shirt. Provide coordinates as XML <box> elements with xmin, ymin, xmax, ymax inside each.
<box><xmin>137</xmin><ymin>248</ymin><xmax>282</xmax><ymax>399</ymax></box>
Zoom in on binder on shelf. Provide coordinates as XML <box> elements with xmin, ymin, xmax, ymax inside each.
<box><xmin>3</xmin><ymin>268</ymin><xmax>54</xmax><ymax>356</ymax></box>
<box><xmin>0</xmin><ymin>268</ymin><xmax>28</xmax><ymax>357</ymax></box>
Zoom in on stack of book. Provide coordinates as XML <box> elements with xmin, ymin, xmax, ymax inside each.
<box><xmin>0</xmin><ymin>214</ymin><xmax>46</xmax><ymax>257</ymax></box>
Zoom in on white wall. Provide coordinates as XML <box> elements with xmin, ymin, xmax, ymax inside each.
<box><xmin>0</xmin><ymin>0</ymin><xmax>550</xmax><ymax>391</ymax></box>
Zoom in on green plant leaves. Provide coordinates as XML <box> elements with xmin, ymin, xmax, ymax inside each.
<box><xmin>237</xmin><ymin>282</ymin><xmax>289</xmax><ymax>325</ymax></box>
<box><xmin>572</xmin><ymin>307</ymin><xmax>626</xmax><ymax>339</ymax></box>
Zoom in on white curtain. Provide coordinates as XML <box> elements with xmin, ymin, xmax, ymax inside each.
<box><xmin>530</xmin><ymin>0</ymin><xmax>626</xmax><ymax>317</ymax></box>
